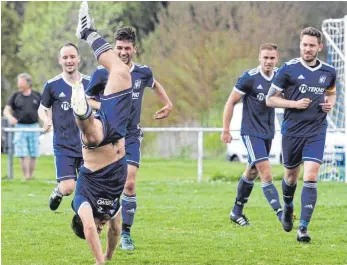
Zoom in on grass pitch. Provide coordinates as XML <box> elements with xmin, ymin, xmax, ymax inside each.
<box><xmin>2</xmin><ymin>155</ymin><xmax>347</xmax><ymax>265</ymax></box>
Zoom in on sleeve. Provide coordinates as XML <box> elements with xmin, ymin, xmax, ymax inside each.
<box><xmin>233</xmin><ymin>72</ymin><xmax>252</xmax><ymax>95</ymax></box>
<box><xmin>6</xmin><ymin>93</ymin><xmax>17</xmax><ymax>109</ymax></box>
<box><xmin>146</xmin><ymin>67</ymin><xmax>155</xmax><ymax>88</ymax></box>
<box><xmin>272</xmin><ymin>63</ymin><xmax>290</xmax><ymax>92</ymax></box>
<box><xmin>326</xmin><ymin>68</ymin><xmax>336</xmax><ymax>93</ymax></box>
<box><xmin>41</xmin><ymin>82</ymin><xmax>53</xmax><ymax>109</ymax></box>
<box><xmin>85</xmin><ymin>67</ymin><xmax>108</xmax><ymax>98</ymax></box>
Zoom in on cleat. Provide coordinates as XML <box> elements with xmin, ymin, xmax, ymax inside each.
<box><xmin>71</xmin><ymin>81</ymin><xmax>88</xmax><ymax>116</ymax></box>
<box><xmin>76</xmin><ymin>0</ymin><xmax>95</xmax><ymax>39</ymax></box>
<box><xmin>281</xmin><ymin>205</ymin><xmax>294</xmax><ymax>232</ymax></box>
<box><xmin>297</xmin><ymin>227</ymin><xmax>311</xmax><ymax>243</ymax></box>
<box><xmin>230</xmin><ymin>211</ymin><xmax>250</xmax><ymax>226</ymax></box>
<box><xmin>119</xmin><ymin>234</ymin><xmax>135</xmax><ymax>251</ymax></box>
<box><xmin>49</xmin><ymin>187</ymin><xmax>63</xmax><ymax>211</ymax></box>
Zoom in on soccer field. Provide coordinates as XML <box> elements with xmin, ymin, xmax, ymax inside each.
<box><xmin>2</xmin><ymin>155</ymin><xmax>347</xmax><ymax>265</ymax></box>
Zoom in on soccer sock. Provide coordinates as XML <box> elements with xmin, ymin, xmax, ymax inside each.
<box><xmin>121</xmin><ymin>194</ymin><xmax>137</xmax><ymax>235</ymax></box>
<box><xmin>300</xmin><ymin>181</ymin><xmax>317</xmax><ymax>229</ymax></box>
<box><xmin>261</xmin><ymin>181</ymin><xmax>282</xmax><ymax>220</ymax></box>
<box><xmin>232</xmin><ymin>175</ymin><xmax>254</xmax><ymax>216</ymax></box>
<box><xmin>85</xmin><ymin>31</ymin><xmax>112</xmax><ymax>59</ymax></box>
<box><xmin>282</xmin><ymin>177</ymin><xmax>297</xmax><ymax>207</ymax></box>
<box><xmin>73</xmin><ymin>103</ymin><xmax>92</xmax><ymax>120</ymax></box>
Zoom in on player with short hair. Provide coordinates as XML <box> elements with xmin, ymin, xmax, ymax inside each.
<box><xmin>221</xmin><ymin>43</ymin><xmax>283</xmax><ymax>226</ymax></box>
<box><xmin>71</xmin><ymin>2</ymin><xmax>132</xmax><ymax>264</ymax></box>
<box><xmin>38</xmin><ymin>43</ymin><xmax>90</xmax><ymax>211</ymax></box>
<box><xmin>266</xmin><ymin>27</ymin><xmax>336</xmax><ymax>242</ymax></box>
<box><xmin>85</xmin><ymin>26</ymin><xmax>173</xmax><ymax>250</ymax></box>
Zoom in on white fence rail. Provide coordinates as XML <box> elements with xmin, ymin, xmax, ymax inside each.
<box><xmin>3</xmin><ymin>127</ymin><xmax>230</xmax><ymax>181</ymax></box>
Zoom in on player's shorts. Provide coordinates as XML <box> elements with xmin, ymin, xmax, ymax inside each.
<box><xmin>125</xmin><ymin>127</ymin><xmax>144</xmax><ymax>168</ymax></box>
<box><xmin>13</xmin><ymin>123</ymin><xmax>40</xmax><ymax>158</ymax></box>
<box><xmin>55</xmin><ymin>155</ymin><xmax>83</xmax><ymax>182</ymax></box>
<box><xmin>72</xmin><ymin>156</ymin><xmax>127</xmax><ymax>219</ymax></box>
<box><xmin>282</xmin><ymin>133</ymin><xmax>326</xmax><ymax>169</ymax></box>
<box><xmin>241</xmin><ymin>135</ymin><xmax>272</xmax><ymax>167</ymax></box>
<box><xmin>90</xmin><ymin>88</ymin><xmax>132</xmax><ymax>148</ymax></box>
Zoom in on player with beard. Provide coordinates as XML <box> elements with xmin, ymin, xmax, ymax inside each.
<box><xmin>266</xmin><ymin>27</ymin><xmax>336</xmax><ymax>242</ymax></box>
<box><xmin>85</xmin><ymin>27</ymin><xmax>173</xmax><ymax>250</ymax></box>
<box><xmin>38</xmin><ymin>43</ymin><xmax>90</xmax><ymax>211</ymax></box>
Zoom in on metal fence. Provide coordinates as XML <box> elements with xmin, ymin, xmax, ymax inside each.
<box><xmin>3</xmin><ymin>127</ymin><xmax>227</xmax><ymax>182</ymax></box>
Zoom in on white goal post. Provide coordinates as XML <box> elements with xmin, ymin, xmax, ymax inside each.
<box><xmin>320</xmin><ymin>16</ymin><xmax>347</xmax><ymax>183</ymax></box>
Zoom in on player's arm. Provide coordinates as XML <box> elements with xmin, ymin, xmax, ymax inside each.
<box><xmin>104</xmin><ymin>212</ymin><xmax>121</xmax><ymax>261</ymax></box>
<box><xmin>79</xmin><ymin>205</ymin><xmax>105</xmax><ymax>265</ymax></box>
<box><xmin>320</xmin><ymin>72</ymin><xmax>337</xmax><ymax>113</ymax></box>
<box><xmin>3</xmin><ymin>105</ymin><xmax>18</xmax><ymax>126</ymax></box>
<box><xmin>38</xmin><ymin>105</ymin><xmax>53</xmax><ymax>132</ymax></box>
<box><xmin>221</xmin><ymin>90</ymin><xmax>243</xmax><ymax>143</ymax></box>
<box><xmin>38</xmin><ymin>82</ymin><xmax>54</xmax><ymax>132</ymax></box>
<box><xmin>152</xmin><ymin>80</ymin><xmax>173</xmax><ymax>119</ymax></box>
<box><xmin>266</xmin><ymin>85</ymin><xmax>311</xmax><ymax>109</ymax></box>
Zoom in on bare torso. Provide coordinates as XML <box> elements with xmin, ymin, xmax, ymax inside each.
<box><xmin>82</xmin><ymin>138</ymin><xmax>125</xmax><ymax>171</ymax></box>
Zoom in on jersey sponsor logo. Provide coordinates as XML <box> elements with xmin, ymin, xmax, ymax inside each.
<box><xmin>318</xmin><ymin>75</ymin><xmax>326</xmax><ymax>84</ymax></box>
<box><xmin>256</xmin><ymin>84</ymin><xmax>263</xmax><ymax>90</ymax></box>
<box><xmin>61</xmin><ymin>101</ymin><xmax>71</xmax><ymax>111</ymax></box>
<box><xmin>298</xmin><ymin>84</ymin><xmax>325</xmax><ymax>94</ymax></box>
<box><xmin>134</xmin><ymin>79</ymin><xmax>142</xmax><ymax>90</ymax></box>
<box><xmin>298</xmin><ymin>74</ymin><xmax>305</xmax><ymax>79</ymax></box>
<box><xmin>257</xmin><ymin>93</ymin><xmax>265</xmax><ymax>101</ymax></box>
<box><xmin>59</xmin><ymin>92</ymin><xmax>66</xmax><ymax>97</ymax></box>
<box><xmin>132</xmin><ymin>92</ymin><xmax>140</xmax><ymax>99</ymax></box>
<box><xmin>33</xmin><ymin>99</ymin><xmax>39</xmax><ymax>105</ymax></box>
<box><xmin>97</xmin><ymin>198</ymin><xmax>114</xmax><ymax>206</ymax></box>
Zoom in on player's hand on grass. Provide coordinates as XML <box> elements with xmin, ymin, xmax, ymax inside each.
<box><xmin>153</xmin><ymin>104</ymin><xmax>172</xmax><ymax>119</ymax></box>
<box><xmin>319</xmin><ymin>102</ymin><xmax>333</xmax><ymax>113</ymax></box>
<box><xmin>293</xmin><ymin>98</ymin><xmax>311</xmax><ymax>109</ymax></box>
<box><xmin>221</xmin><ymin>131</ymin><xmax>232</xmax><ymax>143</ymax></box>
<box><xmin>43</xmin><ymin>118</ymin><xmax>53</xmax><ymax>132</ymax></box>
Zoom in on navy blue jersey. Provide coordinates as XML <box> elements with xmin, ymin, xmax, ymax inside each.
<box><xmin>86</xmin><ymin>63</ymin><xmax>155</xmax><ymax>130</ymax></box>
<box><xmin>234</xmin><ymin>66</ymin><xmax>278</xmax><ymax>139</ymax></box>
<box><xmin>272</xmin><ymin>58</ymin><xmax>336</xmax><ymax>137</ymax></box>
<box><xmin>41</xmin><ymin>73</ymin><xmax>90</xmax><ymax>157</ymax></box>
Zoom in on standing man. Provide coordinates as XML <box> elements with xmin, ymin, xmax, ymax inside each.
<box><xmin>3</xmin><ymin>73</ymin><xmax>41</xmax><ymax>180</ymax></box>
<box><xmin>221</xmin><ymin>43</ymin><xmax>283</xmax><ymax>226</ymax></box>
<box><xmin>71</xmin><ymin>2</ymin><xmax>132</xmax><ymax>264</ymax></box>
<box><xmin>86</xmin><ymin>27</ymin><xmax>173</xmax><ymax>250</ymax></box>
<box><xmin>38</xmin><ymin>43</ymin><xmax>90</xmax><ymax>211</ymax></box>
<box><xmin>266</xmin><ymin>27</ymin><xmax>336</xmax><ymax>242</ymax></box>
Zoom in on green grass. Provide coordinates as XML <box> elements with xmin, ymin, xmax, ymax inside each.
<box><xmin>2</xmin><ymin>155</ymin><xmax>347</xmax><ymax>265</ymax></box>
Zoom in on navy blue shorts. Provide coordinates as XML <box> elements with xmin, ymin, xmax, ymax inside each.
<box><xmin>282</xmin><ymin>133</ymin><xmax>326</xmax><ymax>169</ymax></box>
<box><xmin>125</xmin><ymin>128</ymin><xmax>144</xmax><ymax>168</ymax></box>
<box><xmin>55</xmin><ymin>155</ymin><xmax>83</xmax><ymax>182</ymax></box>
<box><xmin>241</xmin><ymin>135</ymin><xmax>272</xmax><ymax>167</ymax></box>
<box><xmin>86</xmin><ymin>88</ymin><xmax>133</xmax><ymax>148</ymax></box>
<box><xmin>72</xmin><ymin>156</ymin><xmax>127</xmax><ymax>218</ymax></box>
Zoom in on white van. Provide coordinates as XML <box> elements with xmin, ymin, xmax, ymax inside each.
<box><xmin>226</xmin><ymin>102</ymin><xmax>284</xmax><ymax>165</ymax></box>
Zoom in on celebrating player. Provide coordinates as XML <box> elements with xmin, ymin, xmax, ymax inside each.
<box><xmin>266</xmin><ymin>27</ymin><xmax>336</xmax><ymax>242</ymax></box>
<box><xmin>221</xmin><ymin>43</ymin><xmax>283</xmax><ymax>226</ymax></box>
<box><xmin>38</xmin><ymin>43</ymin><xmax>90</xmax><ymax>211</ymax></box>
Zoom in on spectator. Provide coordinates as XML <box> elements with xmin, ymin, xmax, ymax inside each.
<box><xmin>3</xmin><ymin>73</ymin><xmax>42</xmax><ymax>180</ymax></box>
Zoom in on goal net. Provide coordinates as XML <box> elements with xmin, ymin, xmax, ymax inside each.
<box><xmin>319</xmin><ymin>16</ymin><xmax>347</xmax><ymax>182</ymax></box>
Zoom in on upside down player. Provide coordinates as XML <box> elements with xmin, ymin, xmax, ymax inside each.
<box><xmin>85</xmin><ymin>27</ymin><xmax>173</xmax><ymax>250</ymax></box>
<box><xmin>70</xmin><ymin>1</ymin><xmax>132</xmax><ymax>264</ymax></box>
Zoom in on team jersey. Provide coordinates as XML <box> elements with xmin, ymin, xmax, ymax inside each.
<box><xmin>233</xmin><ymin>66</ymin><xmax>278</xmax><ymax>139</ymax></box>
<box><xmin>86</xmin><ymin>62</ymin><xmax>155</xmax><ymax>130</ymax></box>
<box><xmin>272</xmin><ymin>58</ymin><xmax>336</xmax><ymax>137</ymax></box>
<box><xmin>41</xmin><ymin>73</ymin><xmax>90</xmax><ymax>157</ymax></box>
